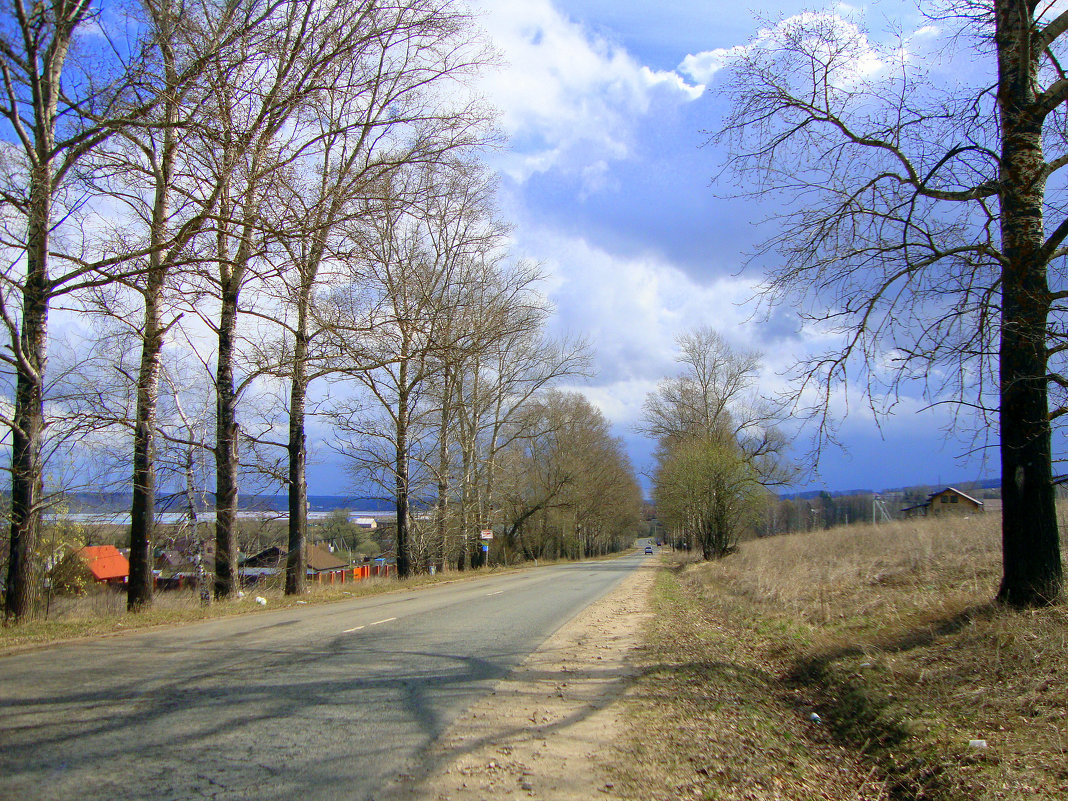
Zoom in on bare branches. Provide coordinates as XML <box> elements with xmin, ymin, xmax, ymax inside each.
<box><xmin>1036</xmin><ymin>8</ymin><xmax>1068</xmax><ymax>53</ymax></box>
<box><xmin>713</xmin><ymin>11</ymin><xmax>1011</xmax><ymax>454</ymax></box>
<box><xmin>643</xmin><ymin>327</ymin><xmax>794</xmax><ymax>558</ymax></box>
<box><xmin>715</xmin><ymin>3</ymin><xmax>1066</xmax><ymax>603</ymax></box>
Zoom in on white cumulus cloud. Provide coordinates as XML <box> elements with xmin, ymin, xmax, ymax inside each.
<box><xmin>678</xmin><ymin>45</ymin><xmax>748</xmax><ymax>85</ymax></box>
<box><xmin>475</xmin><ymin>0</ymin><xmax>702</xmax><ymax>188</ymax></box>
<box><xmin>523</xmin><ymin>229</ymin><xmax>765</xmax><ymax>426</ymax></box>
<box><xmin>679</xmin><ymin>11</ymin><xmax>905</xmax><ymax>89</ymax></box>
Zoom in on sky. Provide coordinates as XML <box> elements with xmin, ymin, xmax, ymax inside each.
<box><xmin>0</xmin><ymin>0</ymin><xmax>1011</xmax><ymax>503</ymax></box>
<box><xmin>402</xmin><ymin>0</ymin><xmax>1003</xmax><ymax>498</ymax></box>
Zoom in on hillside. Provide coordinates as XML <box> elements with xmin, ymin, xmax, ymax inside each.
<box><xmin>617</xmin><ymin>514</ymin><xmax>1068</xmax><ymax>799</ymax></box>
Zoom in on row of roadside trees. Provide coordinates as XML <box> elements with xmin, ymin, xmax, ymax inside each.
<box><xmin>0</xmin><ymin>0</ymin><xmax>641</xmax><ymax>622</ymax></box>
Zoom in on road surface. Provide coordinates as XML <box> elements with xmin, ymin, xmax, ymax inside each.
<box><xmin>0</xmin><ymin>553</ymin><xmax>644</xmax><ymax>801</ymax></box>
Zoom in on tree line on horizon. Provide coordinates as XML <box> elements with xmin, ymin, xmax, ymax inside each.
<box><xmin>0</xmin><ymin>0</ymin><xmax>643</xmax><ymax>623</ymax></box>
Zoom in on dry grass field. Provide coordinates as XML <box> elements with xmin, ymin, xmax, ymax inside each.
<box><xmin>617</xmin><ymin>513</ymin><xmax>1068</xmax><ymax>800</ymax></box>
<box><xmin>0</xmin><ymin>550</ymin><xmax>614</xmax><ymax>653</ymax></box>
<box><xmin>0</xmin><ymin>569</ymin><xmax>472</xmax><ymax>654</ymax></box>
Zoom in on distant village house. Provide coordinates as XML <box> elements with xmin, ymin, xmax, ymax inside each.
<box><xmin>50</xmin><ymin>545</ymin><xmax>130</xmax><ymax>593</ymax></box>
<box><xmin>239</xmin><ymin>543</ymin><xmax>372</xmax><ymax>585</ymax></box>
<box><xmin>902</xmin><ymin>487</ymin><xmax>985</xmax><ymax>518</ymax></box>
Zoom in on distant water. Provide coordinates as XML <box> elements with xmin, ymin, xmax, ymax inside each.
<box><xmin>57</xmin><ymin>494</ymin><xmax>397</xmax><ymax>525</ymax></box>
<box><xmin>246</xmin><ymin>495</ymin><xmax>397</xmax><ymax>513</ymax></box>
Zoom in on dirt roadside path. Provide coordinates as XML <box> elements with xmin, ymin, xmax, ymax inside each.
<box><xmin>385</xmin><ymin>559</ymin><xmax>658</xmax><ymax>801</ymax></box>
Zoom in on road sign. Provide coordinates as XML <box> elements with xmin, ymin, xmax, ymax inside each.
<box><xmin>481</xmin><ymin>544</ymin><xmax>489</xmax><ymax>553</ymax></box>
<box><xmin>480</xmin><ymin>530</ymin><xmax>493</xmax><ymax>540</ymax></box>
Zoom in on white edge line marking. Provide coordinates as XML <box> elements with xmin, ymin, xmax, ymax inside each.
<box><xmin>370</xmin><ymin>617</ymin><xmax>397</xmax><ymax>626</ymax></box>
<box><xmin>343</xmin><ymin>626</ymin><xmax>365</xmax><ymax>633</ymax></box>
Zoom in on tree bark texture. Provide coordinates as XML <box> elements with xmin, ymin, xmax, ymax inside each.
<box><xmin>995</xmin><ymin>0</ymin><xmax>1064</xmax><ymax>606</ymax></box>
<box><xmin>5</xmin><ymin>277</ymin><xmax>47</xmax><ymax>621</ymax></box>
<box><xmin>395</xmin><ymin>359</ymin><xmax>412</xmax><ymax>578</ymax></box>
<box><xmin>214</xmin><ymin>287</ymin><xmax>240</xmax><ymax>599</ymax></box>
<box><xmin>128</xmin><ymin>284</ymin><xmax>164</xmax><ymax>610</ymax></box>
<box><xmin>127</xmin><ymin>5</ymin><xmax>182</xmax><ymax>612</ymax></box>
<box><xmin>285</xmin><ymin>296</ymin><xmax>310</xmax><ymax>595</ymax></box>
<box><xmin>4</xmin><ymin>1</ymin><xmax>89</xmax><ymax>621</ymax></box>
<box><xmin>435</xmin><ymin>363</ymin><xmax>453</xmax><ymax>572</ymax></box>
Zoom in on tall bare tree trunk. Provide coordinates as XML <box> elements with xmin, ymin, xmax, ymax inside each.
<box><xmin>395</xmin><ymin>358</ymin><xmax>412</xmax><ymax>578</ymax></box>
<box><xmin>6</xmin><ymin>268</ymin><xmax>47</xmax><ymax>621</ymax></box>
<box><xmin>456</xmin><ymin>440</ymin><xmax>473</xmax><ymax>571</ymax></box>
<box><xmin>3</xmin><ymin>1</ymin><xmax>90</xmax><ymax>621</ymax></box>
<box><xmin>435</xmin><ymin>363</ymin><xmax>452</xmax><ymax>572</ymax></box>
<box><xmin>215</xmin><ymin>283</ymin><xmax>241</xmax><ymax>598</ymax></box>
<box><xmin>285</xmin><ymin>293</ymin><xmax>310</xmax><ymax>595</ymax></box>
<box><xmin>127</xmin><ymin>1</ymin><xmax>189</xmax><ymax>612</ymax></box>
<box><xmin>995</xmin><ymin>0</ymin><xmax>1063</xmax><ymax>606</ymax></box>
<box><xmin>129</xmin><ymin>78</ymin><xmax>181</xmax><ymax>609</ymax></box>
<box><xmin>129</xmin><ymin>279</ymin><xmax>165</xmax><ymax>609</ymax></box>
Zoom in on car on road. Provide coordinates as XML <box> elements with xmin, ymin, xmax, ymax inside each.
<box><xmin>644</xmin><ymin>545</ymin><xmax>654</xmax><ymax>554</ymax></box>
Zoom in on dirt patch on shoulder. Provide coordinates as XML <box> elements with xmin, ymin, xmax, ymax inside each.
<box><xmin>388</xmin><ymin>560</ymin><xmax>657</xmax><ymax>800</ymax></box>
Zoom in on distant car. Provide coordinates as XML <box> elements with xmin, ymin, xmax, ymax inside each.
<box><xmin>644</xmin><ymin>545</ymin><xmax>654</xmax><ymax>554</ymax></box>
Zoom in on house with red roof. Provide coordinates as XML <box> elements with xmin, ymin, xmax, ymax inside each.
<box><xmin>73</xmin><ymin>545</ymin><xmax>129</xmax><ymax>586</ymax></box>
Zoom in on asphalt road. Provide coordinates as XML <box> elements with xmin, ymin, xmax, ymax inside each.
<box><xmin>0</xmin><ymin>551</ymin><xmax>646</xmax><ymax>801</ymax></box>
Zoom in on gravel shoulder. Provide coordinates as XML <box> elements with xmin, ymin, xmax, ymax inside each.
<box><xmin>386</xmin><ymin>558</ymin><xmax>658</xmax><ymax>801</ymax></box>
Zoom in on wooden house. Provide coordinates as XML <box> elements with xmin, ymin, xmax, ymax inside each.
<box><xmin>902</xmin><ymin>487</ymin><xmax>985</xmax><ymax>518</ymax></box>
<box><xmin>239</xmin><ymin>543</ymin><xmax>368</xmax><ymax>585</ymax></box>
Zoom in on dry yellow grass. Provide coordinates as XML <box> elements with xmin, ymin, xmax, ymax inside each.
<box><xmin>1</xmin><ymin>549</ymin><xmax>631</xmax><ymax>653</ymax></box>
<box><xmin>618</xmin><ymin>513</ymin><xmax>1068</xmax><ymax>800</ymax></box>
<box><xmin>0</xmin><ymin>566</ymin><xmax>510</xmax><ymax>653</ymax></box>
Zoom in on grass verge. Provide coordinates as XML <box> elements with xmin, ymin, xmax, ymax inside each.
<box><xmin>615</xmin><ymin>516</ymin><xmax>1068</xmax><ymax>800</ymax></box>
<box><xmin>0</xmin><ymin>559</ymin><xmax>552</xmax><ymax>655</ymax></box>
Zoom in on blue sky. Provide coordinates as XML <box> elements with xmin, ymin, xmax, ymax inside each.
<box><xmin>307</xmin><ymin>0</ymin><xmax>999</xmax><ymax>497</ymax></box>
<box><xmin>474</xmin><ymin>0</ymin><xmax>1000</xmax><ymax>493</ymax></box>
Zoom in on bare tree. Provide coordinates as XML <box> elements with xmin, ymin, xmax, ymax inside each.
<box><xmin>329</xmin><ymin>167</ymin><xmax>476</xmax><ymax>578</ymax></box>
<box><xmin>183</xmin><ymin>0</ymin><xmax>397</xmax><ymax>598</ymax></box>
<box><xmin>642</xmin><ymin>328</ymin><xmax>791</xmax><ymax>479</ymax></box>
<box><xmin>400</xmin><ymin>164</ymin><xmax>570</xmax><ymax>570</ymax></box>
<box><xmin>444</xmin><ymin>283</ymin><xmax>590</xmax><ymax>568</ymax></box>
<box><xmin>80</xmin><ymin>0</ymin><xmax>267</xmax><ymax>610</ymax></box>
<box><xmin>259</xmin><ymin>0</ymin><xmax>491</xmax><ymax>594</ymax></box>
<box><xmin>0</xmin><ymin>0</ymin><xmax>172</xmax><ymax>620</ymax></box>
<box><xmin>644</xmin><ymin>328</ymin><xmax>791</xmax><ymax>558</ymax></box>
<box><xmin>714</xmin><ymin>4</ymin><xmax>1065</xmax><ymax>604</ymax></box>
<box><xmin>325</xmin><ymin>156</ymin><xmax>578</xmax><ymax>576</ymax></box>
